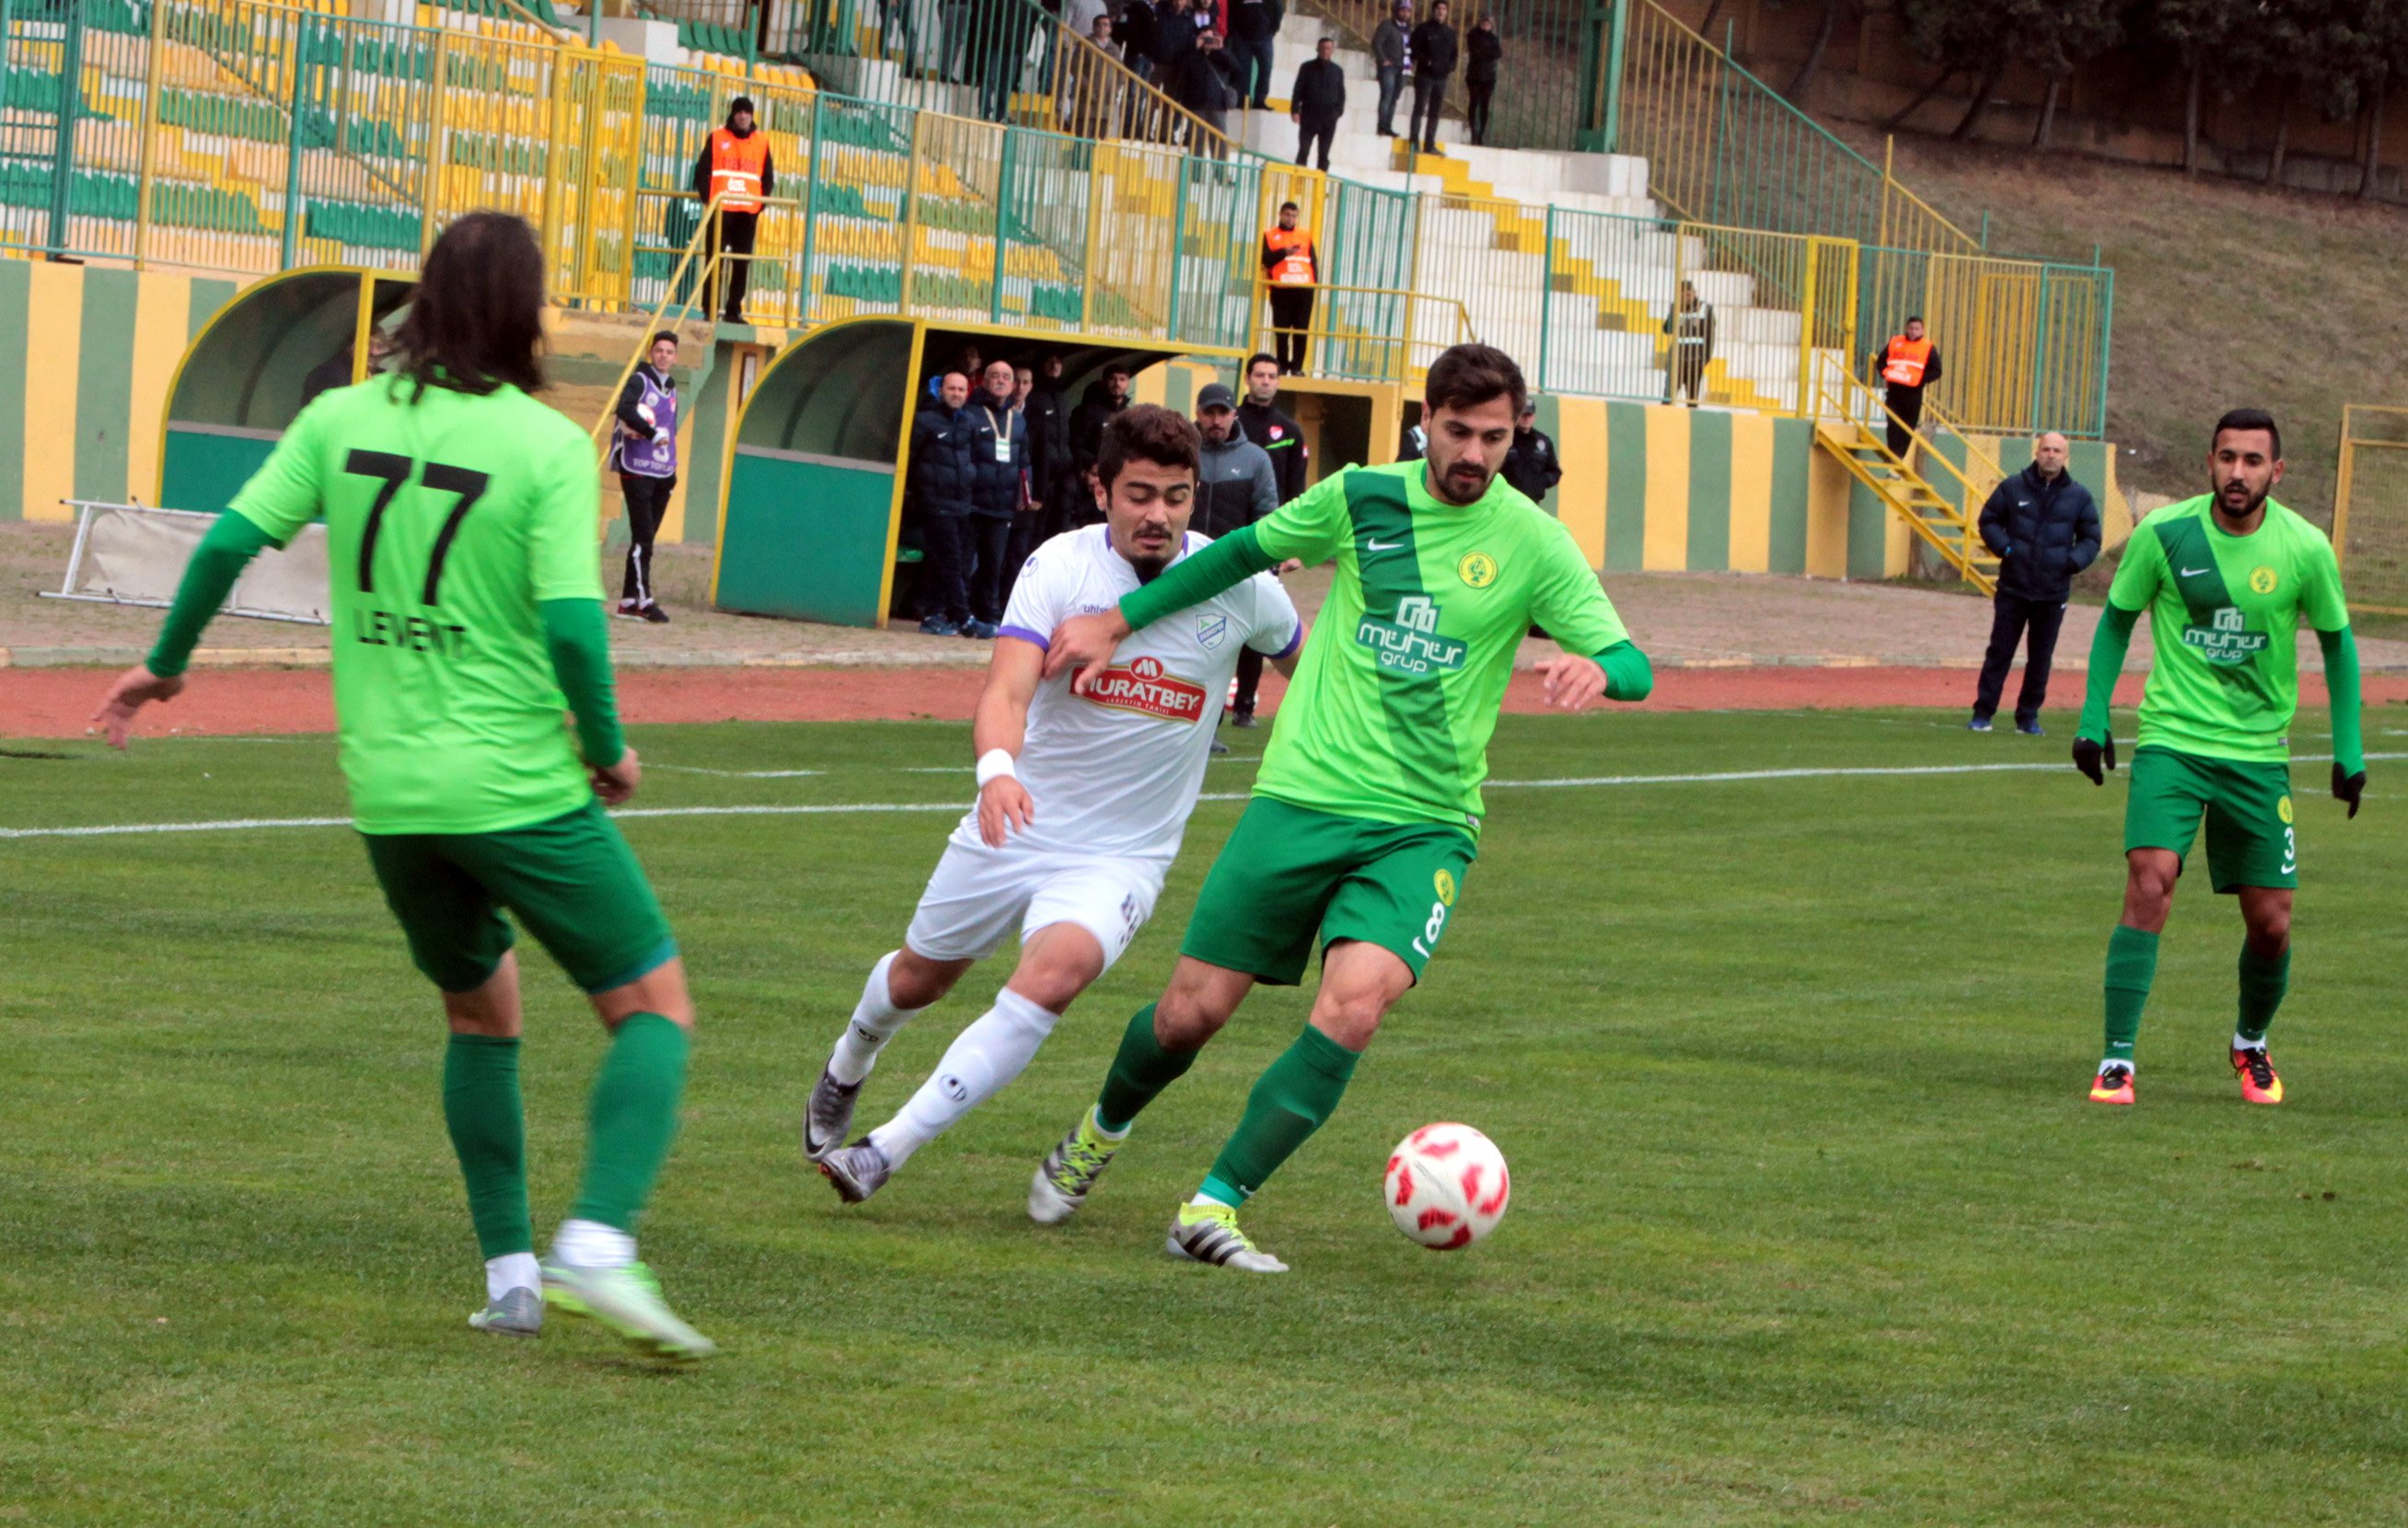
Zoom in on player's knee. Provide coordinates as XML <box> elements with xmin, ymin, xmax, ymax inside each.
<box><xmin>2245</xmin><ymin>903</ymin><xmax>2291</xmax><ymax>953</ymax></box>
<box><xmin>890</xmin><ymin>947</ymin><xmax>965</xmax><ymax>1008</ymax></box>
<box><xmin>1309</xmin><ymin>994</ymin><xmax>1385</xmax><ymax>1051</ymax></box>
<box><xmin>1154</xmin><ymin>988</ymin><xmax>1232</xmax><ymax>1049</ymax></box>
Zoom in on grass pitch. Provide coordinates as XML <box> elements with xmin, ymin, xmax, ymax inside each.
<box><xmin>3</xmin><ymin>707</ymin><xmax>2403</xmax><ymax>1525</ymax></box>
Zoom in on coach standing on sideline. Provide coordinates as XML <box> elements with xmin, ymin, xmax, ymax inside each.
<box><xmin>964</xmin><ymin>360</ymin><xmax>1032</xmax><ymax>639</ymax></box>
<box><xmin>1968</xmin><ymin>431</ymin><xmax>2100</xmax><ymax>735</ymax></box>
<box><xmin>690</xmin><ymin>96</ymin><xmax>772</xmax><ymax>324</ymax></box>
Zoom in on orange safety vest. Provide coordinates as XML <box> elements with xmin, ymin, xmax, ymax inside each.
<box><xmin>708</xmin><ymin>127</ymin><xmax>769</xmax><ymax>214</ymax></box>
<box><xmin>1881</xmin><ymin>335</ymin><xmax>1933</xmax><ymax>388</ymax></box>
<box><xmin>1263</xmin><ymin>226</ymin><xmax>1317</xmax><ymax>286</ymax></box>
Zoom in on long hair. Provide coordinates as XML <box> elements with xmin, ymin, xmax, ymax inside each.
<box><xmin>390</xmin><ymin>211</ymin><xmax>547</xmax><ymax>400</ymax></box>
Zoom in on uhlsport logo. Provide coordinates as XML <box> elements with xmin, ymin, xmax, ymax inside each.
<box><xmin>1356</xmin><ymin>594</ymin><xmax>1468</xmax><ymax>675</ymax></box>
<box><xmin>1458</xmin><ymin>551</ymin><xmax>1498</xmax><ymax>588</ymax></box>
<box><xmin>1434</xmin><ymin>868</ymin><xmax>1457</xmax><ymax>907</ymax></box>
<box><xmin>1082</xmin><ymin>654</ymin><xmax>1209</xmax><ymax>722</ymax></box>
<box><xmin>2250</xmin><ymin>565</ymin><xmax>2280</xmax><ymax>595</ymax></box>
<box><xmin>2182</xmin><ymin>605</ymin><xmax>2268</xmax><ymax>666</ymax></box>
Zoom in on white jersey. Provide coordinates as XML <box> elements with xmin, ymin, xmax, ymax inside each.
<box><xmin>976</xmin><ymin>525</ymin><xmax>1301</xmax><ymax>863</ymax></box>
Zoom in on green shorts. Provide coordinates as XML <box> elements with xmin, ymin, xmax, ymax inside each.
<box><xmin>1181</xmin><ymin>795</ymin><xmax>1477</xmax><ymax>986</ymax></box>
<box><xmin>2124</xmin><ymin>746</ymin><xmax>2298</xmax><ymax>894</ymax></box>
<box><xmin>361</xmin><ymin>801</ymin><xmax>678</xmax><ymax>995</ymax></box>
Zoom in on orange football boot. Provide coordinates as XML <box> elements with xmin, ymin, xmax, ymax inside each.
<box><xmin>2231</xmin><ymin>1046</ymin><xmax>2284</xmax><ymax>1105</ymax></box>
<box><xmin>2089</xmin><ymin>1063</ymin><xmax>2135</xmax><ymax>1105</ymax></box>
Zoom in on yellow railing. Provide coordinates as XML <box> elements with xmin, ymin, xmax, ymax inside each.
<box><xmin>2333</xmin><ymin>403</ymin><xmax>2408</xmax><ymax>615</ymax></box>
<box><xmin>1259</xmin><ymin>283</ymin><xmax>1476</xmax><ymax>385</ymax></box>
<box><xmin>1812</xmin><ymin>352</ymin><xmax>2009</xmax><ymax>515</ymax></box>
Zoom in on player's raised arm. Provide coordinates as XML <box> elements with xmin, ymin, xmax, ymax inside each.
<box><xmin>972</xmin><ymin>634</ymin><xmax>1044</xmax><ymax>846</ymax></box>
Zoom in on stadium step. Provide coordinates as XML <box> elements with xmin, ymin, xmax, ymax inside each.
<box><xmin>1812</xmin><ymin>422</ymin><xmax>1998</xmax><ymax>594</ymax></box>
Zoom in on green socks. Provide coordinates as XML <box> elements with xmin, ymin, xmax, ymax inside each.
<box><xmin>444</xmin><ymin>1034</ymin><xmax>531</xmax><ymax>1259</ymax></box>
<box><xmin>1200</xmin><ymin>1024</ymin><xmax>1361</xmax><ymax>1205</ymax></box>
<box><xmin>2237</xmin><ymin>942</ymin><xmax>2290</xmax><ymax>1045</ymax></box>
<box><xmin>2102</xmin><ymin>924</ymin><xmax>2159</xmax><ymax>1064</ymax></box>
<box><xmin>568</xmin><ymin>1013</ymin><xmax>691</xmax><ymax>1233</ymax></box>
<box><xmin>1096</xmin><ymin>1003</ymin><xmax>1200</xmax><ymax>1133</ymax></box>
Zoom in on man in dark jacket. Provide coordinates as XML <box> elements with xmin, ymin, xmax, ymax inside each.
<box><xmin>1025</xmin><ymin>352</ymin><xmax>1073</xmax><ymax>539</ymax></box>
<box><xmin>1290</xmin><ymin>36</ymin><xmax>1346</xmax><ymax>168</ymax></box>
<box><xmin>689</xmin><ymin>97</ymin><xmax>774</xmax><ymax>323</ymax></box>
<box><xmin>910</xmin><ymin>372</ymin><xmax>977</xmax><ymax>635</ymax></box>
<box><xmin>1872</xmin><ymin>315</ymin><xmax>1941</xmax><ymax>458</ymax></box>
<box><xmin>1227</xmin><ymin>0</ymin><xmax>1282</xmax><ymax>109</ymax></box>
<box><xmin>1407</xmin><ymin>0</ymin><xmax>1457</xmax><ymax>153</ymax></box>
<box><xmin>1501</xmin><ymin>398</ymin><xmax>1561</xmax><ymax>504</ymax></box>
<box><xmin>1191</xmin><ymin>383</ymin><xmax>1279</xmax><ymax>542</ymax></box>
<box><xmin>1117</xmin><ymin>0</ymin><xmax>1157</xmax><ymax>77</ymax></box>
<box><xmin>1228</xmin><ymin>361</ymin><xmax>1306</xmax><ymax>724</ymax></box>
<box><xmin>1464</xmin><ymin>14</ymin><xmax>1499</xmax><ymax>144</ymax></box>
<box><xmin>1372</xmin><ymin>0</ymin><xmax>1411</xmax><ymax>136</ymax></box>
<box><xmin>961</xmin><ymin>360</ymin><xmax>1032</xmax><ymax>637</ymax></box>
<box><xmin>1969</xmin><ymin>432</ymin><xmax>2101</xmax><ymax>735</ymax></box>
<box><xmin>1153</xmin><ymin>0</ymin><xmax>1212</xmax><ymax>70</ymax></box>
<box><xmin>1168</xmin><ymin>25</ymin><xmax>1245</xmax><ymax>137</ymax></box>
<box><xmin>1065</xmin><ymin>365</ymin><xmax>1132</xmax><ymax>527</ymax></box>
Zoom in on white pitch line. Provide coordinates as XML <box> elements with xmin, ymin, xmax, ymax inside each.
<box><xmin>648</xmin><ymin>765</ymin><xmax>826</xmax><ymax>779</ymax></box>
<box><xmin>6</xmin><ymin>755</ymin><xmax>2400</xmax><ymax>841</ymax></box>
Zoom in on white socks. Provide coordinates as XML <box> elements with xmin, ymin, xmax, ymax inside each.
<box><xmin>486</xmin><ymin>1251</ymin><xmax>541</xmax><ymax>1301</ymax></box>
<box><xmin>869</xmin><ymin>990</ymin><xmax>1060</xmax><ymax>1168</ymax></box>
<box><xmin>828</xmin><ymin>952</ymin><xmax>927</xmax><ymax>1085</ymax></box>
<box><xmin>550</xmin><ymin>1218</ymin><xmax>635</xmax><ymax>1270</ymax></box>
<box><xmin>2233</xmin><ymin>1032</ymin><xmax>2267</xmax><ymax>1052</ymax></box>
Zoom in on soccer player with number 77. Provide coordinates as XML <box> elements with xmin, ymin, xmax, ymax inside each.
<box><xmin>2069</xmin><ymin>408</ymin><xmax>2366</xmax><ymax>1109</ymax></box>
<box><xmin>89</xmin><ymin>213</ymin><xmax>713</xmax><ymax>1360</ymax></box>
<box><xmin>1030</xmin><ymin>343</ymin><xmax>1655</xmax><ymax>1273</ymax></box>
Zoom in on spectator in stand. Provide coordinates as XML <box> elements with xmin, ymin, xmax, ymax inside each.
<box><xmin>609</xmin><ymin>330</ymin><xmax>681</xmax><ymax>624</ymax></box>
<box><xmin>1872</xmin><ymin>315</ymin><xmax>1941</xmax><ymax>459</ymax></box>
<box><xmin>1064</xmin><ymin>13</ymin><xmax>1123</xmax><ymax>136</ymax></box>
<box><xmin>1662</xmin><ymin>279</ymin><xmax>1714</xmax><ymax>407</ymax></box>
<box><xmin>1117</xmin><ymin>0</ymin><xmax>1157</xmax><ymax>78</ymax></box>
<box><xmin>1227</xmin><ymin>0</ymin><xmax>1282</xmax><ymax>110</ymax></box>
<box><xmin>1291</xmin><ymin>36</ymin><xmax>1346</xmax><ymax>170</ymax></box>
<box><xmin>1066</xmin><ymin>363</ymin><xmax>1133</xmax><ymax>527</ymax></box>
<box><xmin>911</xmin><ymin>372</ymin><xmax>978</xmax><ymax>635</ymax></box>
<box><xmin>1065</xmin><ymin>0</ymin><xmax>1107</xmax><ymax>38</ymax></box>
<box><xmin>1232</xmin><ymin>354</ymin><xmax>1306</xmax><ymax>726</ymax></box>
<box><xmin>1407</xmin><ymin>0</ymin><xmax>1457</xmax><ymax>154</ymax></box>
<box><xmin>1372</xmin><ymin>0</ymin><xmax>1411</xmax><ymax>137</ymax></box>
<box><xmin>962</xmin><ymin>360</ymin><xmax>1032</xmax><ymax>638</ymax></box>
<box><xmin>1260</xmin><ymin>201</ymin><xmax>1320</xmax><ymax>376</ymax></box>
<box><xmin>690</xmin><ymin>96</ymin><xmax>773</xmax><ymax>322</ymax></box>
<box><xmin>1155</xmin><ymin>0</ymin><xmax>1211</xmax><ymax>72</ymax></box>
<box><xmin>1969</xmin><ymin>432</ymin><xmax>2100</xmax><ymax>735</ymax></box>
<box><xmin>1025</xmin><ymin>353</ymin><xmax>1073</xmax><ymax>538</ymax></box>
<box><xmin>1464</xmin><ymin>13</ymin><xmax>1499</xmax><ymax>145</ymax></box>
<box><xmin>1501</xmin><ymin>398</ymin><xmax>1561</xmax><ymax>504</ymax></box>
<box><xmin>1169</xmin><ymin>24</ymin><xmax>1245</xmax><ymax>144</ymax></box>
<box><xmin>1004</xmin><ymin>364</ymin><xmax>1048</xmax><ymax>585</ymax></box>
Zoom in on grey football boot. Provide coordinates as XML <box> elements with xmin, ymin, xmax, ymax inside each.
<box><xmin>468</xmin><ymin>1285</ymin><xmax>543</xmax><ymax>1337</ymax></box>
<box><xmin>803</xmin><ymin>1064</ymin><xmax>863</xmax><ymax>1163</ymax></box>
<box><xmin>817</xmin><ymin>1140</ymin><xmax>893</xmax><ymax>1204</ymax></box>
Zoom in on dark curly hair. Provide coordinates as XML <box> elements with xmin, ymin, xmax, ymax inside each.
<box><xmin>1097</xmin><ymin>403</ymin><xmax>1200</xmax><ymax>488</ymax></box>
<box><xmin>389</xmin><ymin>211</ymin><xmax>547</xmax><ymax>399</ymax></box>
<box><xmin>1423</xmin><ymin>342</ymin><xmax>1527</xmax><ymax>420</ymax></box>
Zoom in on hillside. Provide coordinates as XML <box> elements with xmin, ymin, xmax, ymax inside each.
<box><xmin>1842</xmin><ymin>129</ymin><xmax>2408</xmax><ymax>528</ymax></box>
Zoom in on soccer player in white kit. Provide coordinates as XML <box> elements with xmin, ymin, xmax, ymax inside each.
<box><xmin>808</xmin><ymin>403</ymin><xmax>1304</xmax><ymax>1204</ymax></box>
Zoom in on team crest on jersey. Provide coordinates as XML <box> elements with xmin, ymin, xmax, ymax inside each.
<box><xmin>2250</xmin><ymin>565</ymin><xmax>2279</xmax><ymax>595</ymax></box>
<box><xmin>1458</xmin><ymin>551</ymin><xmax>1498</xmax><ymax>588</ymax></box>
<box><xmin>1197</xmin><ymin>614</ymin><xmax>1229</xmax><ymax>650</ymax></box>
<box><xmin>1434</xmin><ymin>868</ymin><xmax>1456</xmax><ymax>907</ymax></box>
<box><xmin>2278</xmin><ymin>795</ymin><xmax>2295</xmax><ymax>826</ymax></box>
<box><xmin>1082</xmin><ymin>654</ymin><xmax>1208</xmax><ymax>723</ymax></box>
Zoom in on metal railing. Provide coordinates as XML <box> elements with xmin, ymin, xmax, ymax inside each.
<box><xmin>1298</xmin><ymin>0</ymin><xmax>1607</xmax><ymax>152</ymax></box>
<box><xmin>1259</xmin><ymin>281</ymin><xmax>1476</xmax><ymax>383</ymax></box>
<box><xmin>2333</xmin><ymin>403</ymin><xmax>2408</xmax><ymax>615</ymax></box>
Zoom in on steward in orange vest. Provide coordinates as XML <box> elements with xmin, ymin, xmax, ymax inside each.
<box><xmin>1260</xmin><ymin>202</ymin><xmax>1319</xmax><ymax>375</ymax></box>
<box><xmin>1871</xmin><ymin>316</ymin><xmax>1942</xmax><ymax>458</ymax></box>
<box><xmin>689</xmin><ymin>96</ymin><xmax>776</xmax><ymax>323</ymax></box>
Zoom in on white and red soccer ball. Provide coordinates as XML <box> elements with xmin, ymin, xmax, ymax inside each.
<box><xmin>1384</xmin><ymin>1122</ymin><xmax>1511</xmax><ymax>1250</ymax></box>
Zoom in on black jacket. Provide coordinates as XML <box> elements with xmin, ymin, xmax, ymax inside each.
<box><xmin>1116</xmin><ymin>0</ymin><xmax>1156</xmax><ymax>56</ymax></box>
<box><xmin>1409</xmin><ymin>19</ymin><xmax>1456</xmax><ymax>78</ymax></box>
<box><xmin>1977</xmin><ymin>462</ymin><xmax>2101</xmax><ymax>602</ymax></box>
<box><xmin>1235</xmin><ymin>399</ymin><xmax>1307</xmax><ymax>503</ymax></box>
<box><xmin>614</xmin><ymin>363</ymin><xmax>676</xmax><ymax>435</ymax></box>
<box><xmin>963</xmin><ymin>393</ymin><xmax>1032</xmax><ymax>518</ymax></box>
<box><xmin>1169</xmin><ymin>43</ymin><xmax>1244</xmax><ymax>112</ymax></box>
<box><xmin>1291</xmin><ymin>56</ymin><xmax>1347</xmax><ymax>116</ymax></box>
<box><xmin>689</xmin><ymin>116</ymin><xmax>775</xmax><ymax>202</ymax></box>
<box><xmin>1153</xmin><ymin>0</ymin><xmax>1210</xmax><ymax>64</ymax></box>
<box><xmin>1192</xmin><ymin>425</ymin><xmax>1280</xmax><ymax>540</ymax></box>
<box><xmin>909</xmin><ymin>403</ymin><xmax>975</xmax><ymax>516</ymax></box>
<box><xmin>1025</xmin><ymin>380</ymin><xmax>1071</xmax><ymax>501</ymax></box>
<box><xmin>1464</xmin><ymin>26</ymin><xmax>1500</xmax><ymax>84</ymax></box>
<box><xmin>1227</xmin><ymin>0</ymin><xmax>1281</xmax><ymax>41</ymax></box>
<box><xmin>1502</xmin><ymin>425</ymin><xmax>1561</xmax><ymax>503</ymax></box>
<box><xmin>1067</xmin><ymin>379</ymin><xmax>1125</xmax><ymax>520</ymax></box>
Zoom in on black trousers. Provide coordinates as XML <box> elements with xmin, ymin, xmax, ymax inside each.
<box><xmin>920</xmin><ymin>512</ymin><xmax>971</xmax><ymax>624</ymax></box>
<box><xmin>1268</xmin><ymin>285</ymin><xmax>1314</xmax><ymax>375</ymax></box>
<box><xmin>1230</xmin><ymin>33</ymin><xmax>1274</xmax><ymax>107</ymax></box>
<box><xmin>1466</xmin><ymin>78</ymin><xmax>1494</xmax><ymax>143</ymax></box>
<box><xmin>1297</xmin><ymin>110</ymin><xmax>1337</xmax><ymax>170</ymax></box>
<box><xmin>1973</xmin><ymin>590</ymin><xmax>2067</xmax><ymax>725</ymax></box>
<box><xmin>1884</xmin><ymin>386</ymin><xmax>1924</xmax><ymax>458</ymax></box>
<box><xmin>1410</xmin><ymin>75</ymin><xmax>1446</xmax><ymax>149</ymax></box>
<box><xmin>1233</xmin><ymin>646</ymin><xmax>1265</xmax><ymax>714</ymax></box>
<box><xmin>1672</xmin><ymin>346</ymin><xmax>1707</xmax><ymax>405</ymax></box>
<box><xmin>1003</xmin><ymin>508</ymin><xmax>1044</xmax><ymax>602</ymax></box>
<box><xmin>710</xmin><ymin>209</ymin><xmax>758</xmax><ymax>322</ymax></box>
<box><xmin>964</xmin><ymin>514</ymin><xmax>1013</xmax><ymax>624</ymax></box>
<box><xmin>619</xmin><ymin>471</ymin><xmax>674</xmax><ymax>607</ymax></box>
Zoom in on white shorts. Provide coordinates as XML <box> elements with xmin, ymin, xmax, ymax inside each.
<box><xmin>904</xmin><ymin>836</ymin><xmax>1164</xmax><ymax>971</ymax></box>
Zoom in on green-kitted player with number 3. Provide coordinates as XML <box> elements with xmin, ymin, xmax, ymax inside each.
<box><xmin>92</xmin><ymin>213</ymin><xmax>714</xmax><ymax>1360</ymax></box>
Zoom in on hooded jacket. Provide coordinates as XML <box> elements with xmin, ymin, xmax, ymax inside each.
<box><xmin>1192</xmin><ymin>422</ymin><xmax>1279</xmax><ymax>540</ymax></box>
<box><xmin>689</xmin><ymin>106</ymin><xmax>776</xmax><ymax>203</ymax></box>
<box><xmin>909</xmin><ymin>400</ymin><xmax>974</xmax><ymax>516</ymax></box>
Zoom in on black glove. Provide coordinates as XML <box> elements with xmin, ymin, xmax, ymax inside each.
<box><xmin>2333</xmin><ymin>762</ymin><xmax>2366</xmax><ymax>819</ymax></box>
<box><xmin>2072</xmin><ymin>732</ymin><xmax>2116</xmax><ymax>785</ymax></box>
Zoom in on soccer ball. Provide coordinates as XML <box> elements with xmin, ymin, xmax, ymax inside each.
<box><xmin>1383</xmin><ymin>1122</ymin><xmax>1511</xmax><ymax>1250</ymax></box>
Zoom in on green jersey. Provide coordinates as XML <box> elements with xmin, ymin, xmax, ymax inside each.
<box><xmin>230</xmin><ymin>376</ymin><xmax>606</xmax><ymax>835</ymax></box>
<box><xmin>1248</xmin><ymin>461</ymin><xmax>1630</xmax><ymax>829</ymax></box>
<box><xmin>2106</xmin><ymin>494</ymin><xmax>2350</xmax><ymax>763</ymax></box>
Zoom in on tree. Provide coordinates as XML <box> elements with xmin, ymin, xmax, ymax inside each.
<box><xmin>2145</xmin><ymin>0</ymin><xmax>2260</xmax><ymax>177</ymax></box>
<box><xmin>1888</xmin><ymin>0</ymin><xmax>2120</xmax><ymax>144</ymax></box>
<box><xmin>1785</xmin><ymin>0</ymin><xmax>1853</xmax><ymax>104</ymax></box>
<box><xmin>2021</xmin><ymin>0</ymin><xmax>2120</xmax><ymax>149</ymax></box>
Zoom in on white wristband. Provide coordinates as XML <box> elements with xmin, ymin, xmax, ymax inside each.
<box><xmin>976</xmin><ymin>749</ymin><xmax>1017</xmax><ymax>787</ymax></box>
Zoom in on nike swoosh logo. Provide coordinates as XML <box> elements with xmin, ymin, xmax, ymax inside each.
<box><xmin>1365</xmin><ymin>538</ymin><xmax>1404</xmax><ymax>551</ymax></box>
<box><xmin>2180</xmin><ymin>565</ymin><xmax>2210</xmax><ymax>576</ymax></box>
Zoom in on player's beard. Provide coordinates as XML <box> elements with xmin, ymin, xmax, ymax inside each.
<box><xmin>1129</xmin><ymin>552</ymin><xmax>1170</xmax><ymax>584</ymax></box>
<box><xmin>1432</xmin><ymin>457</ymin><xmax>1492</xmax><ymax>506</ymax></box>
<box><xmin>2217</xmin><ymin>478</ymin><xmax>2268</xmax><ymax>519</ymax></box>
